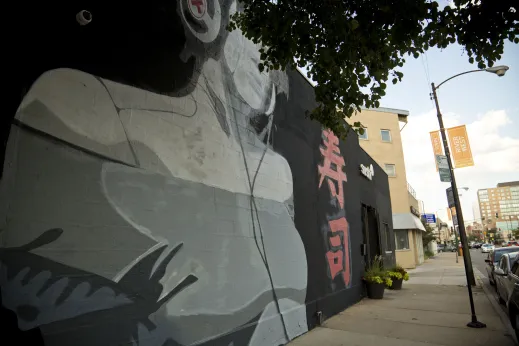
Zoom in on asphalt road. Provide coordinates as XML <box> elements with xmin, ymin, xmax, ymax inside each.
<box><xmin>471</xmin><ymin>247</ymin><xmax>490</xmax><ymax>278</ymax></box>
<box><xmin>469</xmin><ymin>248</ymin><xmax>508</xmax><ymax>315</ymax></box>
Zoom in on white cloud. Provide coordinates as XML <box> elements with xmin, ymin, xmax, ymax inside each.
<box><xmin>401</xmin><ymin>109</ymin><xmax>519</xmax><ymax>223</ymax></box>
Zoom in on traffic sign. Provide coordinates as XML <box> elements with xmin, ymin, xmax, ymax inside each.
<box><xmin>423</xmin><ymin>214</ymin><xmax>437</xmax><ymax>224</ymax></box>
<box><xmin>446</xmin><ymin>187</ymin><xmax>455</xmax><ymax>208</ymax></box>
<box><xmin>436</xmin><ymin>155</ymin><xmax>451</xmax><ymax>182</ymax></box>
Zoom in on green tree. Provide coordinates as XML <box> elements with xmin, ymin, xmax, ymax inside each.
<box><xmin>468</xmin><ymin>235</ymin><xmax>478</xmax><ymax>242</ymax></box>
<box><xmin>421</xmin><ymin>220</ymin><xmax>437</xmax><ymax>247</ymax></box>
<box><xmin>229</xmin><ymin>0</ymin><xmax>518</xmax><ymax>138</ymax></box>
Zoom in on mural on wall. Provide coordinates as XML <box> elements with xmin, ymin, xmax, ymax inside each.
<box><xmin>318</xmin><ymin>129</ymin><xmax>351</xmax><ymax>288</ymax></box>
<box><xmin>1</xmin><ymin>1</ymin><xmax>360</xmax><ymax>345</ymax></box>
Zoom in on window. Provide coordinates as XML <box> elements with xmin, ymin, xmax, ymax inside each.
<box><xmin>384</xmin><ymin>164</ymin><xmax>396</xmax><ymax>177</ymax></box>
<box><xmin>380</xmin><ymin>129</ymin><xmax>391</xmax><ymax>142</ymax></box>
<box><xmin>500</xmin><ymin>256</ymin><xmax>508</xmax><ymax>272</ymax></box>
<box><xmin>494</xmin><ymin>248</ymin><xmax>519</xmax><ymax>263</ymax></box>
<box><xmin>513</xmin><ymin>262</ymin><xmax>519</xmax><ymax>277</ymax></box>
<box><xmin>358</xmin><ymin>128</ymin><xmax>368</xmax><ymax>140</ymax></box>
<box><xmin>394</xmin><ymin>230</ymin><xmax>409</xmax><ymax>250</ymax></box>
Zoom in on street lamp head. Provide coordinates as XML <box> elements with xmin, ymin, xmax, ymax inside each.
<box><xmin>485</xmin><ymin>65</ymin><xmax>509</xmax><ymax>77</ymax></box>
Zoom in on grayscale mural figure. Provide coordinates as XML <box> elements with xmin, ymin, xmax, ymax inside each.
<box><xmin>1</xmin><ymin>1</ymin><xmax>307</xmax><ymax>345</ymax></box>
<box><xmin>2</xmin><ymin>1</ymin><xmax>394</xmax><ymax>345</ymax></box>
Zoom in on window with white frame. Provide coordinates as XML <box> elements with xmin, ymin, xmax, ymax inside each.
<box><xmin>358</xmin><ymin>127</ymin><xmax>368</xmax><ymax>140</ymax></box>
<box><xmin>380</xmin><ymin>129</ymin><xmax>392</xmax><ymax>142</ymax></box>
<box><xmin>395</xmin><ymin>230</ymin><xmax>409</xmax><ymax>250</ymax></box>
<box><xmin>384</xmin><ymin>164</ymin><xmax>396</xmax><ymax>177</ymax></box>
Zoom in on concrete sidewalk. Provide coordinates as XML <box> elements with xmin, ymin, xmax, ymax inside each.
<box><xmin>288</xmin><ymin>252</ymin><xmax>516</xmax><ymax>346</ymax></box>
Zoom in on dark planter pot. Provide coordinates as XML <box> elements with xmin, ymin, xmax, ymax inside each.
<box><xmin>366</xmin><ymin>282</ymin><xmax>385</xmax><ymax>299</ymax></box>
<box><xmin>389</xmin><ymin>278</ymin><xmax>403</xmax><ymax>290</ymax></box>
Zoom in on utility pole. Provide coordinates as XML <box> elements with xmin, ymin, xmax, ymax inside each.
<box><xmin>431</xmin><ymin>82</ymin><xmax>485</xmax><ymax>329</ymax></box>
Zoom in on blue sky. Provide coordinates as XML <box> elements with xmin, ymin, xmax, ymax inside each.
<box><xmin>380</xmin><ymin>40</ymin><xmax>519</xmax><ymax>225</ymax></box>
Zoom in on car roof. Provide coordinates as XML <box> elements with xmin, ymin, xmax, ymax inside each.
<box><xmin>495</xmin><ymin>246</ymin><xmax>519</xmax><ymax>253</ymax></box>
<box><xmin>504</xmin><ymin>252</ymin><xmax>519</xmax><ymax>260</ymax></box>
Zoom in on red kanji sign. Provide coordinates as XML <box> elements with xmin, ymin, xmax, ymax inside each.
<box><xmin>318</xmin><ymin>129</ymin><xmax>347</xmax><ymax>209</ymax></box>
<box><xmin>318</xmin><ymin>128</ymin><xmax>351</xmax><ymax>288</ymax></box>
<box><xmin>325</xmin><ymin>217</ymin><xmax>351</xmax><ymax>286</ymax></box>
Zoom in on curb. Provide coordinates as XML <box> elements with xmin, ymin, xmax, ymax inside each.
<box><xmin>474</xmin><ymin>268</ymin><xmax>518</xmax><ymax>345</ymax></box>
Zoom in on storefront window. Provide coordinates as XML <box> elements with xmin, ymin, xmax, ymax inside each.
<box><xmin>395</xmin><ymin>229</ymin><xmax>409</xmax><ymax>250</ymax></box>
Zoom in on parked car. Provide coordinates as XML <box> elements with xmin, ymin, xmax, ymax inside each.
<box><xmin>508</xmin><ymin>241</ymin><xmax>519</xmax><ymax>247</ymax></box>
<box><xmin>473</xmin><ymin>243</ymin><xmax>482</xmax><ymax>249</ymax></box>
<box><xmin>444</xmin><ymin>244</ymin><xmax>456</xmax><ymax>252</ymax></box>
<box><xmin>485</xmin><ymin>246</ymin><xmax>519</xmax><ymax>285</ymax></box>
<box><xmin>505</xmin><ymin>260</ymin><xmax>519</xmax><ymax>341</ymax></box>
<box><xmin>437</xmin><ymin>244</ymin><xmax>445</xmax><ymax>253</ymax></box>
<box><xmin>481</xmin><ymin>243</ymin><xmax>495</xmax><ymax>253</ymax></box>
<box><xmin>495</xmin><ymin>253</ymin><xmax>519</xmax><ymax>307</ymax></box>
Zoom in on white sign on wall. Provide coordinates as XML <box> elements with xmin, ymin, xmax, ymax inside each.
<box><xmin>360</xmin><ymin>164</ymin><xmax>374</xmax><ymax>180</ymax></box>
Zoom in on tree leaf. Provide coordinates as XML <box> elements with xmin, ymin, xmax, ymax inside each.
<box><xmin>229</xmin><ymin>0</ymin><xmax>519</xmax><ymax>139</ymax></box>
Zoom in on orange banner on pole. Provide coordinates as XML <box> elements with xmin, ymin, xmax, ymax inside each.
<box><xmin>430</xmin><ymin>131</ymin><xmax>443</xmax><ymax>171</ymax></box>
<box><xmin>447</xmin><ymin>125</ymin><xmax>474</xmax><ymax>168</ymax></box>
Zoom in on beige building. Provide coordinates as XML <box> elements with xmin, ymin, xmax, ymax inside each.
<box><xmin>433</xmin><ymin>217</ymin><xmax>450</xmax><ymax>244</ymax></box>
<box><xmin>350</xmin><ymin>107</ymin><xmax>425</xmax><ymax>269</ymax></box>
<box><xmin>478</xmin><ymin>181</ymin><xmax>519</xmax><ymax>238</ymax></box>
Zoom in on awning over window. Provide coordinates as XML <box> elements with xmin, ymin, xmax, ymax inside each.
<box><xmin>392</xmin><ymin>213</ymin><xmax>426</xmax><ymax>232</ymax></box>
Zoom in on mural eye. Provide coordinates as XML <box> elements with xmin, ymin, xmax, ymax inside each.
<box><xmin>187</xmin><ymin>0</ymin><xmax>207</xmax><ymax>20</ymax></box>
<box><xmin>182</xmin><ymin>0</ymin><xmax>210</xmax><ymax>33</ymax></box>
<box><xmin>180</xmin><ymin>0</ymin><xmax>222</xmax><ymax>43</ymax></box>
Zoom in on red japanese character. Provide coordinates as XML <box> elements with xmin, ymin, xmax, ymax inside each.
<box><xmin>325</xmin><ymin>217</ymin><xmax>351</xmax><ymax>287</ymax></box>
<box><xmin>318</xmin><ymin>129</ymin><xmax>347</xmax><ymax>209</ymax></box>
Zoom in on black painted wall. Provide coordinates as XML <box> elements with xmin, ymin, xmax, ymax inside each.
<box><xmin>2</xmin><ymin>2</ymin><xmax>394</xmax><ymax>345</ymax></box>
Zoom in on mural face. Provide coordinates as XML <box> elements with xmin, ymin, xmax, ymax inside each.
<box><xmin>0</xmin><ymin>1</ymin><xmax>393</xmax><ymax>345</ymax></box>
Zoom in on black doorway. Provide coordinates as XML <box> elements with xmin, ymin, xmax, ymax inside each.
<box><xmin>361</xmin><ymin>204</ymin><xmax>381</xmax><ymax>266</ymax></box>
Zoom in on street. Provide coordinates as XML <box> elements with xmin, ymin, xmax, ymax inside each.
<box><xmin>470</xmin><ymin>248</ymin><xmax>508</xmax><ymax>315</ymax></box>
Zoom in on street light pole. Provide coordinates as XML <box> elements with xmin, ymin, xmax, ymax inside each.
<box><xmin>431</xmin><ymin>83</ymin><xmax>476</xmax><ymax>281</ymax></box>
<box><xmin>429</xmin><ymin>65</ymin><xmax>509</xmax><ymax>329</ymax></box>
<box><xmin>431</xmin><ymin>83</ymin><xmax>485</xmax><ymax>328</ymax></box>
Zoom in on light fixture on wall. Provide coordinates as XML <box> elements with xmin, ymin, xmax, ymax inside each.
<box><xmin>76</xmin><ymin>10</ymin><xmax>92</xmax><ymax>25</ymax></box>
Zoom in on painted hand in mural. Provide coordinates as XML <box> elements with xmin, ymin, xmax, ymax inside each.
<box><xmin>0</xmin><ymin>228</ymin><xmax>196</xmax><ymax>345</ymax></box>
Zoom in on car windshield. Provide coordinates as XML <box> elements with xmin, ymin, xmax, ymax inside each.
<box><xmin>494</xmin><ymin>248</ymin><xmax>519</xmax><ymax>262</ymax></box>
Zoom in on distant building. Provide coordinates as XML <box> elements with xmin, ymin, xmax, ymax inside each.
<box><xmin>470</xmin><ymin>222</ymin><xmax>484</xmax><ymax>240</ymax></box>
<box><xmin>477</xmin><ymin>181</ymin><xmax>519</xmax><ymax>237</ymax></box>
<box><xmin>472</xmin><ymin>201</ymin><xmax>481</xmax><ymax>223</ymax></box>
<box><xmin>349</xmin><ymin>107</ymin><xmax>425</xmax><ymax>269</ymax></box>
<box><xmin>432</xmin><ymin>217</ymin><xmax>450</xmax><ymax>244</ymax></box>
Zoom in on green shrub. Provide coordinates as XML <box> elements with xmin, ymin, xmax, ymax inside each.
<box><xmin>388</xmin><ymin>263</ymin><xmax>409</xmax><ymax>281</ymax></box>
<box><xmin>363</xmin><ymin>255</ymin><xmax>392</xmax><ymax>287</ymax></box>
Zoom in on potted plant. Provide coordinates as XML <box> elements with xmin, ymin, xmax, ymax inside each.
<box><xmin>363</xmin><ymin>256</ymin><xmax>392</xmax><ymax>299</ymax></box>
<box><xmin>387</xmin><ymin>264</ymin><xmax>410</xmax><ymax>290</ymax></box>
